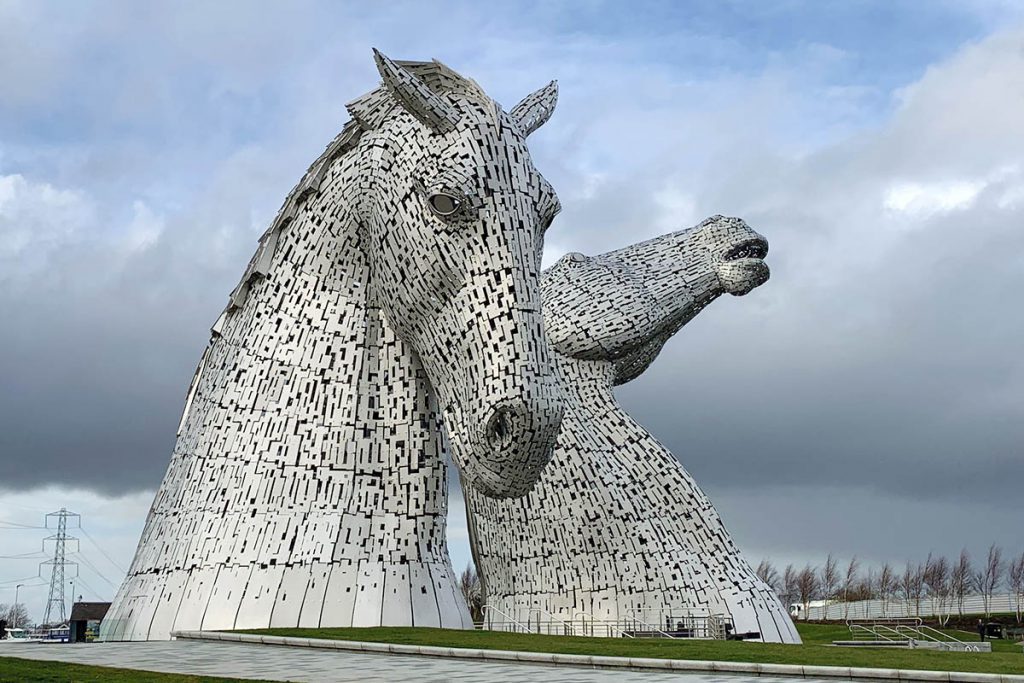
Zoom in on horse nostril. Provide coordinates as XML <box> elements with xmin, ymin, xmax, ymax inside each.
<box><xmin>486</xmin><ymin>407</ymin><xmax>518</xmax><ymax>451</ymax></box>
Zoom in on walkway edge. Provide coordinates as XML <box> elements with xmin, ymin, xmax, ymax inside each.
<box><xmin>170</xmin><ymin>631</ymin><xmax>1024</xmax><ymax>683</ymax></box>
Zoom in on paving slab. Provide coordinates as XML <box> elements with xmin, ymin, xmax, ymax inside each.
<box><xmin>0</xmin><ymin>640</ymin><xmax>771</xmax><ymax>682</ymax></box>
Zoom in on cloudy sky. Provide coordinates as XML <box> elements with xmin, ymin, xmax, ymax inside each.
<box><xmin>2</xmin><ymin>0</ymin><xmax>1023</xmax><ymax>621</ymax></box>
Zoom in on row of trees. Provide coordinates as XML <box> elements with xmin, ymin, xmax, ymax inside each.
<box><xmin>757</xmin><ymin>545</ymin><xmax>1024</xmax><ymax>623</ymax></box>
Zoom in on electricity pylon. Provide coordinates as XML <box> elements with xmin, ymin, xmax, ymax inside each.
<box><xmin>41</xmin><ymin>508</ymin><xmax>79</xmax><ymax>625</ymax></box>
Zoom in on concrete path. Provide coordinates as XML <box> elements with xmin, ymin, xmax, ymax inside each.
<box><xmin>0</xmin><ymin>640</ymin><xmax>768</xmax><ymax>682</ymax></box>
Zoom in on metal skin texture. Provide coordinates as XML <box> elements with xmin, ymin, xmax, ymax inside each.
<box><xmin>102</xmin><ymin>53</ymin><xmax>564</xmax><ymax>641</ymax></box>
<box><xmin>465</xmin><ymin>216</ymin><xmax>802</xmax><ymax>643</ymax></box>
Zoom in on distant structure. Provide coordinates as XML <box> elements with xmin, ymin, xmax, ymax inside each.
<box><xmin>466</xmin><ymin>217</ymin><xmax>801</xmax><ymax>643</ymax></box>
<box><xmin>103</xmin><ymin>51</ymin><xmax>565</xmax><ymax>640</ymax></box>
<box><xmin>69</xmin><ymin>602</ymin><xmax>111</xmax><ymax>642</ymax></box>
<box><xmin>41</xmin><ymin>508</ymin><xmax>79</xmax><ymax>626</ymax></box>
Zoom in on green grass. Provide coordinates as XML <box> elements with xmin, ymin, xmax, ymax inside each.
<box><xmin>0</xmin><ymin>657</ymin><xmax>273</xmax><ymax>683</ymax></box>
<box><xmin>241</xmin><ymin>623</ymin><xmax>1024</xmax><ymax>675</ymax></box>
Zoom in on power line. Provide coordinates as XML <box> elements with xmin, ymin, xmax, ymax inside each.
<box><xmin>0</xmin><ymin>580</ymin><xmax>46</xmax><ymax>593</ymax></box>
<box><xmin>0</xmin><ymin>517</ymin><xmax>44</xmax><ymax>527</ymax></box>
<box><xmin>72</xmin><ymin>576</ymin><xmax>106</xmax><ymax>602</ymax></box>
<box><xmin>78</xmin><ymin>526</ymin><xmax>128</xmax><ymax>574</ymax></box>
<box><xmin>0</xmin><ymin>550</ymin><xmax>48</xmax><ymax>559</ymax></box>
<box><xmin>0</xmin><ymin>574</ymin><xmax>43</xmax><ymax>586</ymax></box>
<box><xmin>70</xmin><ymin>552</ymin><xmax>116</xmax><ymax>589</ymax></box>
<box><xmin>0</xmin><ymin>520</ymin><xmax>46</xmax><ymax>529</ymax></box>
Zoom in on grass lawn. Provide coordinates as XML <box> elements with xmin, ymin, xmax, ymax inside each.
<box><xmin>241</xmin><ymin>622</ymin><xmax>1024</xmax><ymax>675</ymax></box>
<box><xmin>0</xmin><ymin>657</ymin><xmax>272</xmax><ymax>683</ymax></box>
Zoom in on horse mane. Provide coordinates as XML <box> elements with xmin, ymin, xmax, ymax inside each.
<box><xmin>217</xmin><ymin>60</ymin><xmax>489</xmax><ymax>330</ymax></box>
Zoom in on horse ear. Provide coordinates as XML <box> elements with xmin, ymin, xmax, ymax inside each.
<box><xmin>373</xmin><ymin>49</ymin><xmax>460</xmax><ymax>134</ymax></box>
<box><xmin>509</xmin><ymin>80</ymin><xmax>558</xmax><ymax>136</ymax></box>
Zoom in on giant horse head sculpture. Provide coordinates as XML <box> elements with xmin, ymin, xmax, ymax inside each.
<box><xmin>350</xmin><ymin>52</ymin><xmax>565</xmax><ymax>497</ymax></box>
<box><xmin>541</xmin><ymin>215</ymin><xmax>769</xmax><ymax>384</ymax></box>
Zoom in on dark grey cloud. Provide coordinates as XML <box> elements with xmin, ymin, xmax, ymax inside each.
<box><xmin>621</xmin><ymin>31</ymin><xmax>1024</xmax><ymax>507</ymax></box>
<box><xmin>617</xmin><ymin>198</ymin><xmax>1024</xmax><ymax>504</ymax></box>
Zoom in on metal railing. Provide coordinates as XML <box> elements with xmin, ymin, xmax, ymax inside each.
<box><xmin>479</xmin><ymin>606</ymin><xmax>728</xmax><ymax>639</ymax></box>
<box><xmin>846</xmin><ymin>618</ymin><xmax>965</xmax><ymax>646</ymax></box>
<box><xmin>625</xmin><ymin>609</ymin><xmax>728</xmax><ymax>639</ymax></box>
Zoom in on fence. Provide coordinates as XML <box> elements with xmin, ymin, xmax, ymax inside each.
<box><xmin>801</xmin><ymin>593</ymin><xmax>1023</xmax><ymax>621</ymax></box>
<box><xmin>479</xmin><ymin>606</ymin><xmax>728</xmax><ymax>639</ymax></box>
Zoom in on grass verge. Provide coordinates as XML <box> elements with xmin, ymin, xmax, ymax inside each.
<box><xmin>0</xmin><ymin>656</ymin><xmax>272</xmax><ymax>683</ymax></box>
<box><xmin>240</xmin><ymin>623</ymin><xmax>1024</xmax><ymax>675</ymax></box>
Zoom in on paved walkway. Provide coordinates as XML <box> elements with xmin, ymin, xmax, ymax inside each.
<box><xmin>0</xmin><ymin>640</ymin><xmax>775</xmax><ymax>682</ymax></box>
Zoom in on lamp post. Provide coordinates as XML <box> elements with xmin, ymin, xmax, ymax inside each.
<box><xmin>14</xmin><ymin>584</ymin><xmax>24</xmax><ymax>629</ymax></box>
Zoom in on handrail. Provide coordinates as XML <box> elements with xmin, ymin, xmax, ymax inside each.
<box><xmin>618</xmin><ymin>610</ymin><xmax>708</xmax><ymax>638</ymax></box>
<box><xmin>846</xmin><ymin>617</ymin><xmax>922</xmax><ymax>627</ymax></box>
<box><xmin>874</xmin><ymin>625</ymin><xmax>909</xmax><ymax>641</ymax></box>
<box><xmin>912</xmin><ymin>624</ymin><xmax>964</xmax><ymax>643</ymax></box>
<box><xmin>849</xmin><ymin>623</ymin><xmax>896</xmax><ymax>641</ymax></box>
<box><xmin>620</xmin><ymin>612</ymin><xmax>680</xmax><ymax>639</ymax></box>
<box><xmin>481</xmin><ymin>605</ymin><xmax>532</xmax><ymax>633</ymax></box>
<box><xmin>568</xmin><ymin>611</ymin><xmax>635</xmax><ymax>638</ymax></box>
<box><xmin>846</xmin><ymin>618</ymin><xmax>963</xmax><ymax>647</ymax></box>
<box><xmin>530</xmin><ymin>607</ymin><xmax>577</xmax><ymax>636</ymax></box>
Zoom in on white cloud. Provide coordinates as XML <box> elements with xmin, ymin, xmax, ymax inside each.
<box><xmin>882</xmin><ymin>164</ymin><xmax>1024</xmax><ymax>219</ymax></box>
<box><xmin>883</xmin><ymin>179</ymin><xmax>985</xmax><ymax>216</ymax></box>
<box><xmin>0</xmin><ymin>173</ymin><xmax>94</xmax><ymax>278</ymax></box>
<box><xmin>123</xmin><ymin>201</ymin><xmax>165</xmax><ymax>251</ymax></box>
<box><xmin>618</xmin><ymin>23</ymin><xmax>1024</xmax><ymax>521</ymax></box>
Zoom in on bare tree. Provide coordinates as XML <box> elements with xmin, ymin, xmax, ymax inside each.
<box><xmin>856</xmin><ymin>568</ymin><xmax>877</xmax><ymax>599</ymax></box>
<box><xmin>923</xmin><ymin>554</ymin><xmax>951</xmax><ymax>626</ymax></box>
<box><xmin>900</xmin><ymin>561</ymin><xmax>925</xmax><ymax>617</ymax></box>
<box><xmin>972</xmin><ymin>544</ymin><xmax>1004</xmax><ymax>618</ymax></box>
<box><xmin>797</xmin><ymin>564</ymin><xmax>820</xmax><ymax>620</ymax></box>
<box><xmin>782</xmin><ymin>564</ymin><xmax>799</xmax><ymax>616</ymax></box>
<box><xmin>819</xmin><ymin>554</ymin><xmax>839</xmax><ymax>619</ymax></box>
<box><xmin>459</xmin><ymin>563</ymin><xmax>484</xmax><ymax>623</ymax></box>
<box><xmin>951</xmin><ymin>549</ymin><xmax>972</xmax><ymax>617</ymax></box>
<box><xmin>756</xmin><ymin>559</ymin><xmax>782</xmax><ymax>596</ymax></box>
<box><xmin>0</xmin><ymin>603</ymin><xmax>30</xmax><ymax>629</ymax></box>
<box><xmin>842</xmin><ymin>556</ymin><xmax>860</xmax><ymax>621</ymax></box>
<box><xmin>878</xmin><ymin>562</ymin><xmax>896</xmax><ymax>618</ymax></box>
<box><xmin>1008</xmin><ymin>551</ymin><xmax>1024</xmax><ymax>624</ymax></box>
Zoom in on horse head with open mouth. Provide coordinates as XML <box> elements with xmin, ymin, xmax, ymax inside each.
<box><xmin>543</xmin><ymin>215</ymin><xmax>769</xmax><ymax>383</ymax></box>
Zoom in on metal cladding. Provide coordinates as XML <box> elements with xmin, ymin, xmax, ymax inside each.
<box><xmin>465</xmin><ymin>216</ymin><xmax>802</xmax><ymax>644</ymax></box>
<box><xmin>102</xmin><ymin>53</ymin><xmax>564</xmax><ymax>641</ymax></box>
<box><xmin>103</xmin><ymin>52</ymin><xmax>796</xmax><ymax>644</ymax></box>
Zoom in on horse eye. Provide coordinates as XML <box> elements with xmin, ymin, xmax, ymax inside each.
<box><xmin>428</xmin><ymin>193</ymin><xmax>461</xmax><ymax>217</ymax></box>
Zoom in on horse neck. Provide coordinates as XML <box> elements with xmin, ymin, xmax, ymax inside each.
<box><xmin>554</xmin><ymin>355</ymin><xmax>619</xmax><ymax>408</ymax></box>
<box><xmin>186</xmin><ymin>174</ymin><xmax>452</xmax><ymax>559</ymax></box>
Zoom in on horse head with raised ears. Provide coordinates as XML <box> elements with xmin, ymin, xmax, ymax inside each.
<box><xmin>346</xmin><ymin>51</ymin><xmax>565</xmax><ymax>497</ymax></box>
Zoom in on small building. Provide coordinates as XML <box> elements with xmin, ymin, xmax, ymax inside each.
<box><xmin>69</xmin><ymin>602</ymin><xmax>110</xmax><ymax>643</ymax></box>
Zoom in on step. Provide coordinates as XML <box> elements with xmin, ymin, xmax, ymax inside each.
<box><xmin>833</xmin><ymin>640</ymin><xmax>912</xmax><ymax>648</ymax></box>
